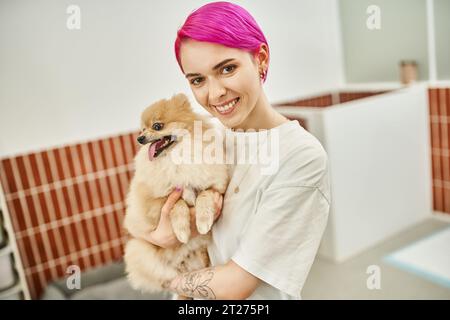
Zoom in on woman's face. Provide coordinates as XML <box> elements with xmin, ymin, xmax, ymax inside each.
<box><xmin>179</xmin><ymin>39</ymin><xmax>264</xmax><ymax>129</ymax></box>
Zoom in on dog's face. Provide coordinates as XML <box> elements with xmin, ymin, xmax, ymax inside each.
<box><xmin>137</xmin><ymin>93</ymin><xmax>197</xmax><ymax>161</ymax></box>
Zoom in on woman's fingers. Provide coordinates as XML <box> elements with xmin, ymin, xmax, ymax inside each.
<box><xmin>189</xmin><ymin>207</ymin><xmax>198</xmax><ymax>236</ymax></box>
<box><xmin>214</xmin><ymin>193</ymin><xmax>223</xmax><ymax>221</ymax></box>
<box><xmin>219</xmin><ymin>194</ymin><xmax>223</xmax><ymax>209</ymax></box>
<box><xmin>161</xmin><ymin>186</ymin><xmax>183</xmax><ymax>216</ymax></box>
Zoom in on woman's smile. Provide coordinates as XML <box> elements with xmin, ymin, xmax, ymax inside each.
<box><xmin>213</xmin><ymin>97</ymin><xmax>240</xmax><ymax>116</ymax></box>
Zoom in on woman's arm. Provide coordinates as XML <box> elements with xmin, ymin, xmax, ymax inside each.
<box><xmin>142</xmin><ymin>187</ymin><xmax>258</xmax><ymax>299</ymax></box>
<box><xmin>163</xmin><ymin>260</ymin><xmax>260</xmax><ymax>300</ymax></box>
<box><xmin>143</xmin><ymin>187</ymin><xmax>223</xmax><ymax>248</ymax></box>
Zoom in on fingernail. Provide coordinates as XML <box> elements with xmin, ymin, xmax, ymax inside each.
<box><xmin>175</xmin><ymin>185</ymin><xmax>182</xmax><ymax>192</ymax></box>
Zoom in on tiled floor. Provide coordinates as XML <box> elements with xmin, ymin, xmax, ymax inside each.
<box><xmin>302</xmin><ymin>217</ymin><xmax>450</xmax><ymax>299</ymax></box>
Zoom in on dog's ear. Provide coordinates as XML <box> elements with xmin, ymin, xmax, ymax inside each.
<box><xmin>172</xmin><ymin>93</ymin><xmax>188</xmax><ymax>105</ymax></box>
<box><xmin>171</xmin><ymin>93</ymin><xmax>192</xmax><ymax>111</ymax></box>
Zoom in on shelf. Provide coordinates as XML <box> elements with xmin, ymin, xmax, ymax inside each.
<box><xmin>0</xmin><ymin>282</ymin><xmax>22</xmax><ymax>299</ymax></box>
<box><xmin>0</xmin><ymin>181</ymin><xmax>30</xmax><ymax>299</ymax></box>
<box><xmin>0</xmin><ymin>244</ymin><xmax>12</xmax><ymax>257</ymax></box>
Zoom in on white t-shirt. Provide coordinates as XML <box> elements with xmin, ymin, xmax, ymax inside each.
<box><xmin>207</xmin><ymin>120</ymin><xmax>331</xmax><ymax>299</ymax></box>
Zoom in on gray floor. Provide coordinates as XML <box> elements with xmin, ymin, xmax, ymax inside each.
<box><xmin>302</xmin><ymin>217</ymin><xmax>450</xmax><ymax>299</ymax></box>
<box><xmin>40</xmin><ymin>217</ymin><xmax>450</xmax><ymax>300</ymax></box>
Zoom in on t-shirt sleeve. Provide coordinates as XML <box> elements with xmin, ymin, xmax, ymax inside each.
<box><xmin>231</xmin><ymin>182</ymin><xmax>330</xmax><ymax>298</ymax></box>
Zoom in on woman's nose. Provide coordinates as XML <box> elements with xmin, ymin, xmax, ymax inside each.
<box><xmin>208</xmin><ymin>78</ymin><xmax>227</xmax><ymax>102</ymax></box>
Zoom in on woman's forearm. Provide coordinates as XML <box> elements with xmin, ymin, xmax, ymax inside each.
<box><xmin>137</xmin><ymin>229</ymin><xmax>181</xmax><ymax>249</ymax></box>
<box><xmin>163</xmin><ymin>266</ymin><xmax>223</xmax><ymax>299</ymax></box>
<box><xmin>163</xmin><ymin>261</ymin><xmax>260</xmax><ymax>300</ymax></box>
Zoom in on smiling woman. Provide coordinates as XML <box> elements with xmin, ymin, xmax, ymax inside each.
<box><xmin>140</xmin><ymin>1</ymin><xmax>332</xmax><ymax>300</ymax></box>
<box><xmin>173</xmin><ymin>1</ymin><xmax>289</xmax><ymax>132</ymax></box>
<box><xmin>178</xmin><ymin>39</ymin><xmax>280</xmax><ymax>131</ymax></box>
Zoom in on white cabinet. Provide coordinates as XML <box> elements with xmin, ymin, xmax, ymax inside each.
<box><xmin>275</xmin><ymin>84</ymin><xmax>432</xmax><ymax>262</ymax></box>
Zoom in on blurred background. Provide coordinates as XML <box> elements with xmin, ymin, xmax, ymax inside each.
<box><xmin>0</xmin><ymin>0</ymin><xmax>449</xmax><ymax>300</ymax></box>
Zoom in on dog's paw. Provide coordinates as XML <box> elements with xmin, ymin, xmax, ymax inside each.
<box><xmin>195</xmin><ymin>190</ymin><xmax>215</xmax><ymax>234</ymax></box>
<box><xmin>182</xmin><ymin>187</ymin><xmax>197</xmax><ymax>207</ymax></box>
<box><xmin>174</xmin><ymin>226</ymin><xmax>190</xmax><ymax>244</ymax></box>
<box><xmin>170</xmin><ymin>200</ymin><xmax>191</xmax><ymax>243</ymax></box>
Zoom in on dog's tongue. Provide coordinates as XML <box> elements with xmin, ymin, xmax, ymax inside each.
<box><xmin>148</xmin><ymin>139</ymin><xmax>165</xmax><ymax>161</ymax></box>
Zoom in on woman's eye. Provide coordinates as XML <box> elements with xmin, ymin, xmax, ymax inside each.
<box><xmin>152</xmin><ymin>123</ymin><xmax>163</xmax><ymax>131</ymax></box>
<box><xmin>222</xmin><ymin>65</ymin><xmax>236</xmax><ymax>74</ymax></box>
<box><xmin>191</xmin><ymin>77</ymin><xmax>203</xmax><ymax>86</ymax></box>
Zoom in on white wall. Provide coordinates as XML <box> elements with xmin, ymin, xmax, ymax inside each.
<box><xmin>0</xmin><ymin>0</ymin><xmax>344</xmax><ymax>158</ymax></box>
<box><xmin>339</xmin><ymin>0</ymin><xmax>429</xmax><ymax>82</ymax></box>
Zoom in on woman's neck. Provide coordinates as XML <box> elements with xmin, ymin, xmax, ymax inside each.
<box><xmin>233</xmin><ymin>91</ymin><xmax>288</xmax><ymax>131</ymax></box>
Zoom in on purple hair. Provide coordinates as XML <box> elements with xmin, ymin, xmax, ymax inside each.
<box><xmin>174</xmin><ymin>1</ymin><xmax>269</xmax><ymax>83</ymax></box>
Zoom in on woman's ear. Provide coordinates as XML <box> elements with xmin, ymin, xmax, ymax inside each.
<box><xmin>254</xmin><ymin>43</ymin><xmax>269</xmax><ymax>70</ymax></box>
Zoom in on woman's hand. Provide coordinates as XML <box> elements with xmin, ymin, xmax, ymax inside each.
<box><xmin>147</xmin><ymin>187</ymin><xmax>224</xmax><ymax>249</ymax></box>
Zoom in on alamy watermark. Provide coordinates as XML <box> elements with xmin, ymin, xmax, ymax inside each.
<box><xmin>366</xmin><ymin>265</ymin><xmax>381</xmax><ymax>290</ymax></box>
<box><xmin>66</xmin><ymin>265</ymin><xmax>81</xmax><ymax>290</ymax></box>
<box><xmin>145</xmin><ymin>121</ymin><xmax>281</xmax><ymax>176</ymax></box>
<box><xmin>66</xmin><ymin>5</ymin><xmax>81</xmax><ymax>30</ymax></box>
<box><xmin>366</xmin><ymin>5</ymin><xmax>381</xmax><ymax>30</ymax></box>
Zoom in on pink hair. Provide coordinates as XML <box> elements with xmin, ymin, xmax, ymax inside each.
<box><xmin>174</xmin><ymin>1</ymin><xmax>269</xmax><ymax>83</ymax></box>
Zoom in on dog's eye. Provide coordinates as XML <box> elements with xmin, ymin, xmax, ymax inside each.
<box><xmin>152</xmin><ymin>123</ymin><xmax>163</xmax><ymax>131</ymax></box>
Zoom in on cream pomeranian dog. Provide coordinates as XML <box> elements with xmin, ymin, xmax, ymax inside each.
<box><xmin>123</xmin><ymin>93</ymin><xmax>229</xmax><ymax>295</ymax></box>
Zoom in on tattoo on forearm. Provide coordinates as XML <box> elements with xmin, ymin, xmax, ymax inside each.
<box><xmin>163</xmin><ymin>267</ymin><xmax>217</xmax><ymax>299</ymax></box>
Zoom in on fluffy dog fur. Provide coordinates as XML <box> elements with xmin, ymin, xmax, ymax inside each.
<box><xmin>123</xmin><ymin>93</ymin><xmax>229</xmax><ymax>295</ymax></box>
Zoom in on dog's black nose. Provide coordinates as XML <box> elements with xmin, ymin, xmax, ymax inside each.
<box><xmin>137</xmin><ymin>135</ymin><xmax>146</xmax><ymax>144</ymax></box>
